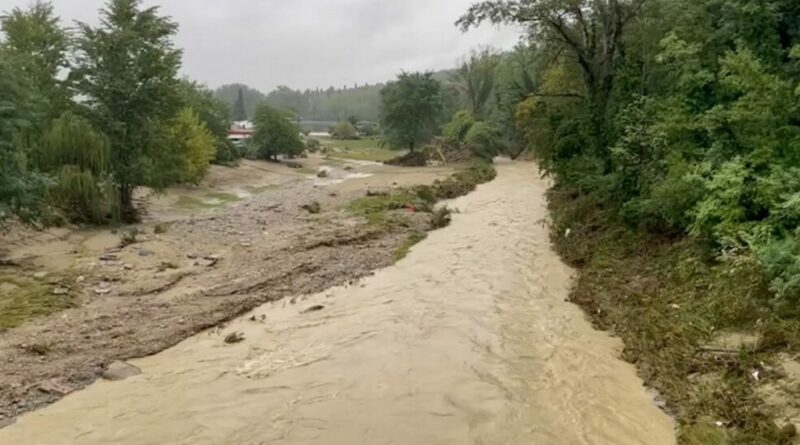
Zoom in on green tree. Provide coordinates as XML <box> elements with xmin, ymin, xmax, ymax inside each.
<box><xmin>458</xmin><ymin>0</ymin><xmax>647</xmax><ymax>154</ymax></box>
<box><xmin>73</xmin><ymin>0</ymin><xmax>182</xmax><ymax>221</ymax></box>
<box><xmin>251</xmin><ymin>103</ymin><xmax>304</xmax><ymax>161</ymax></box>
<box><xmin>0</xmin><ymin>0</ymin><xmax>71</xmax><ymax>117</ymax></box>
<box><xmin>178</xmin><ymin>80</ymin><xmax>237</xmax><ymax>164</ymax></box>
<box><xmin>455</xmin><ymin>47</ymin><xmax>502</xmax><ymax>118</ymax></box>
<box><xmin>232</xmin><ymin>87</ymin><xmax>248</xmax><ymax>121</ymax></box>
<box><xmin>0</xmin><ymin>57</ymin><xmax>45</xmax><ymax>224</ymax></box>
<box><xmin>165</xmin><ymin>108</ymin><xmax>216</xmax><ymax>184</ymax></box>
<box><xmin>39</xmin><ymin>112</ymin><xmax>118</xmax><ymax>224</ymax></box>
<box><xmin>379</xmin><ymin>72</ymin><xmax>444</xmax><ymax>151</ymax></box>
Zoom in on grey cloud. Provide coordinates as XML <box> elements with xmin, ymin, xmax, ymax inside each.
<box><xmin>2</xmin><ymin>0</ymin><xmax>521</xmax><ymax>91</ymax></box>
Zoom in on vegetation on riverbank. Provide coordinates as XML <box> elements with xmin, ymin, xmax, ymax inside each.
<box><xmin>0</xmin><ymin>0</ymin><xmax>239</xmax><ymax>226</ymax></box>
<box><xmin>549</xmin><ymin>188</ymin><xmax>800</xmax><ymax>444</ymax></box>
<box><xmin>348</xmin><ymin>160</ymin><xmax>496</xmax><ymax>233</ymax></box>
<box><xmin>0</xmin><ymin>270</ymin><xmax>77</xmax><ymax>331</ymax></box>
<box><xmin>455</xmin><ymin>0</ymin><xmax>800</xmax><ymax>441</ymax></box>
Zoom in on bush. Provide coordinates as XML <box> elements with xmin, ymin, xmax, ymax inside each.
<box><xmin>432</xmin><ymin>160</ymin><xmax>497</xmax><ymax>199</ymax></box>
<box><xmin>306</xmin><ymin>138</ymin><xmax>321</xmax><ymax>152</ymax></box>
<box><xmin>213</xmin><ymin>139</ymin><xmax>240</xmax><ymax>166</ymax></box>
<box><xmin>757</xmin><ymin>236</ymin><xmax>800</xmax><ymax>303</ymax></box>
<box><xmin>356</xmin><ymin>121</ymin><xmax>380</xmax><ymax>137</ymax></box>
<box><xmin>442</xmin><ymin>110</ymin><xmax>476</xmax><ymax>145</ymax></box>
<box><xmin>464</xmin><ymin>121</ymin><xmax>502</xmax><ymax>160</ymax></box>
<box><xmin>331</xmin><ymin>121</ymin><xmax>359</xmax><ymax>140</ymax></box>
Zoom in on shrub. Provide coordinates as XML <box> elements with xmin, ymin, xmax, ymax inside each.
<box><xmin>331</xmin><ymin>121</ymin><xmax>359</xmax><ymax>140</ymax></box>
<box><xmin>356</xmin><ymin>121</ymin><xmax>380</xmax><ymax>137</ymax></box>
<box><xmin>464</xmin><ymin>121</ymin><xmax>502</xmax><ymax>160</ymax></box>
<box><xmin>306</xmin><ymin>138</ymin><xmax>321</xmax><ymax>152</ymax></box>
<box><xmin>442</xmin><ymin>110</ymin><xmax>475</xmax><ymax>145</ymax></box>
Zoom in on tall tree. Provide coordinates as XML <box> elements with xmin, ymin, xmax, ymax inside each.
<box><xmin>73</xmin><ymin>0</ymin><xmax>182</xmax><ymax>221</ymax></box>
<box><xmin>251</xmin><ymin>103</ymin><xmax>304</xmax><ymax>161</ymax></box>
<box><xmin>0</xmin><ymin>57</ymin><xmax>45</xmax><ymax>224</ymax></box>
<box><xmin>458</xmin><ymin>0</ymin><xmax>647</xmax><ymax>152</ymax></box>
<box><xmin>0</xmin><ymin>1</ymin><xmax>71</xmax><ymax>117</ymax></box>
<box><xmin>232</xmin><ymin>87</ymin><xmax>248</xmax><ymax>121</ymax></box>
<box><xmin>455</xmin><ymin>47</ymin><xmax>502</xmax><ymax>118</ymax></box>
<box><xmin>379</xmin><ymin>72</ymin><xmax>444</xmax><ymax>151</ymax></box>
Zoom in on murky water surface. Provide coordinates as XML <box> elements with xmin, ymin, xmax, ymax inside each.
<box><xmin>0</xmin><ymin>163</ymin><xmax>675</xmax><ymax>445</ymax></box>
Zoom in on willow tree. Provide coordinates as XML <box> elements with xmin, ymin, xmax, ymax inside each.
<box><xmin>73</xmin><ymin>0</ymin><xmax>182</xmax><ymax>222</ymax></box>
<box><xmin>38</xmin><ymin>112</ymin><xmax>118</xmax><ymax>224</ymax></box>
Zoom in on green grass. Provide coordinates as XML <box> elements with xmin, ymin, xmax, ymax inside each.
<box><xmin>346</xmin><ymin>161</ymin><xmax>497</xmax><ymax>231</ymax></box>
<box><xmin>394</xmin><ymin>232</ymin><xmax>427</xmax><ymax>261</ymax></box>
<box><xmin>319</xmin><ymin>136</ymin><xmax>400</xmax><ymax>162</ymax></box>
<box><xmin>548</xmin><ymin>188</ymin><xmax>800</xmax><ymax>444</ymax></box>
<box><xmin>0</xmin><ymin>270</ymin><xmax>77</xmax><ymax>331</ymax></box>
<box><xmin>347</xmin><ymin>191</ymin><xmax>422</xmax><ymax>228</ymax></box>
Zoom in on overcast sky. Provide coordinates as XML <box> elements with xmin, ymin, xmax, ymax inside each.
<box><xmin>0</xmin><ymin>0</ymin><xmax>522</xmax><ymax>92</ymax></box>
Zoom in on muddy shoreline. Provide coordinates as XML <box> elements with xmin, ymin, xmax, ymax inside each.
<box><xmin>0</xmin><ymin>158</ymin><xmax>455</xmax><ymax>425</ymax></box>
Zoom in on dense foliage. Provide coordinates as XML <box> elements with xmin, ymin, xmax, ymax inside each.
<box><xmin>250</xmin><ymin>103</ymin><xmax>304</xmax><ymax>161</ymax></box>
<box><xmin>0</xmin><ymin>0</ymin><xmax>234</xmax><ymax>225</ymax></box>
<box><xmin>330</xmin><ymin>121</ymin><xmax>358</xmax><ymax>140</ymax></box>
<box><xmin>460</xmin><ymin>0</ymin><xmax>800</xmax><ymax>304</ymax></box>
<box><xmin>379</xmin><ymin>72</ymin><xmax>444</xmax><ymax>151</ymax></box>
<box><xmin>0</xmin><ymin>57</ymin><xmax>45</xmax><ymax>224</ymax></box>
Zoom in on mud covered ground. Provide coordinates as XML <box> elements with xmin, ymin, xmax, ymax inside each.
<box><xmin>0</xmin><ymin>156</ymin><xmax>455</xmax><ymax>425</ymax></box>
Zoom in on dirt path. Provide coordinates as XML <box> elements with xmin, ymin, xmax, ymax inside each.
<box><xmin>0</xmin><ymin>162</ymin><xmax>676</xmax><ymax>444</ymax></box>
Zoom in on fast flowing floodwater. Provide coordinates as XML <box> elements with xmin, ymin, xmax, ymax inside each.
<box><xmin>0</xmin><ymin>162</ymin><xmax>676</xmax><ymax>445</ymax></box>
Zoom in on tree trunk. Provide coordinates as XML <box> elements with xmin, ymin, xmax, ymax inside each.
<box><xmin>119</xmin><ymin>184</ymin><xmax>138</xmax><ymax>223</ymax></box>
<box><xmin>409</xmin><ymin>141</ymin><xmax>416</xmax><ymax>153</ymax></box>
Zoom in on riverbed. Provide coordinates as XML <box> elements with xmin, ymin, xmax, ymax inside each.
<box><xmin>0</xmin><ymin>162</ymin><xmax>675</xmax><ymax>444</ymax></box>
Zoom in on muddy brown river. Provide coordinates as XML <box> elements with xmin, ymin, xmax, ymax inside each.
<box><xmin>0</xmin><ymin>162</ymin><xmax>675</xmax><ymax>445</ymax></box>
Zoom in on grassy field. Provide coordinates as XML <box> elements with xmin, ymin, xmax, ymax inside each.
<box><xmin>0</xmin><ymin>270</ymin><xmax>77</xmax><ymax>331</ymax></box>
<box><xmin>315</xmin><ymin>136</ymin><xmax>401</xmax><ymax>162</ymax></box>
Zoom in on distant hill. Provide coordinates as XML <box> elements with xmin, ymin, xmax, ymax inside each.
<box><xmin>214</xmin><ymin>69</ymin><xmax>457</xmax><ymax>123</ymax></box>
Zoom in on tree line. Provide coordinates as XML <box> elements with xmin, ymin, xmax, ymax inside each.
<box><xmin>215</xmin><ymin>82</ymin><xmax>385</xmax><ymax>123</ymax></box>
<box><xmin>0</xmin><ymin>0</ymin><xmax>237</xmax><ymax>225</ymax></box>
<box><xmin>453</xmin><ymin>2</ymin><xmax>800</xmax><ymax>307</ymax></box>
